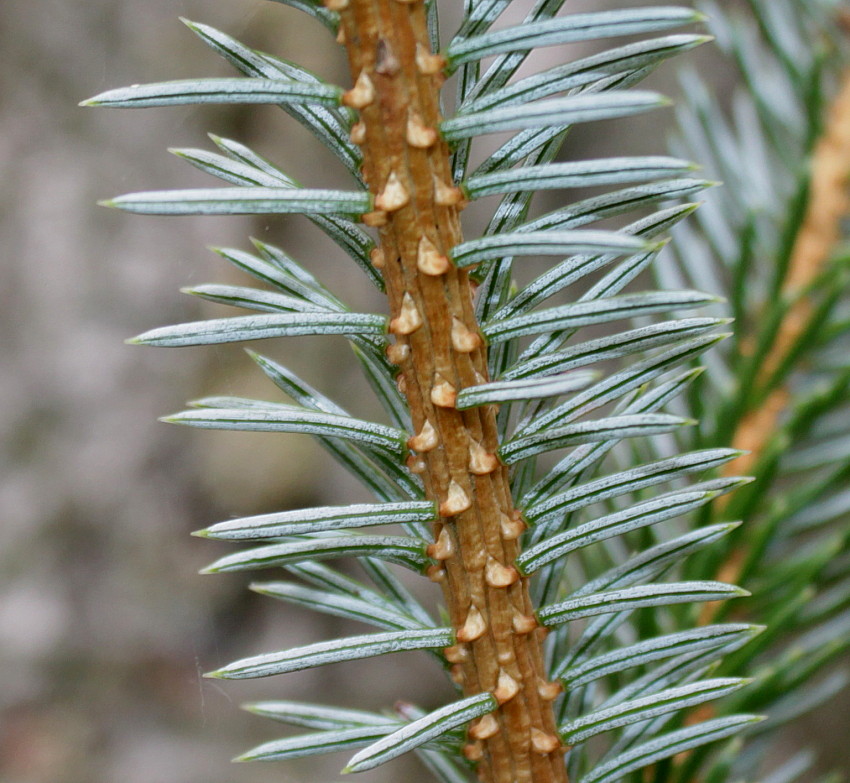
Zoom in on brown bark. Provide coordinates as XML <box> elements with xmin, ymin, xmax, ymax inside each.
<box><xmin>700</xmin><ymin>73</ymin><xmax>850</xmax><ymax>624</ymax></box>
<box><xmin>723</xmin><ymin>70</ymin><xmax>850</xmax><ymax>479</ymax></box>
<box><xmin>329</xmin><ymin>1</ymin><xmax>568</xmax><ymax>782</ymax></box>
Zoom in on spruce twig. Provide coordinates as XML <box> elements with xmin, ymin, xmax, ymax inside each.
<box><xmin>332</xmin><ymin>2</ymin><xmax>567</xmax><ymax>781</ymax></box>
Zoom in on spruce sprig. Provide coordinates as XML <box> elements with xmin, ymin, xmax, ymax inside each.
<box><xmin>86</xmin><ymin>1</ymin><xmax>849</xmax><ymax>781</ymax></box>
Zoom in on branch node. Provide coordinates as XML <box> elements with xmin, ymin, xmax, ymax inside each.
<box><xmin>452</xmin><ymin>316</ymin><xmax>483</xmax><ymax>353</ymax></box>
<box><xmin>444</xmin><ymin>643</ymin><xmax>468</xmax><ymax>663</ymax></box>
<box><xmin>427</xmin><ymin>527</ymin><xmax>454</xmax><ymax>560</ymax></box>
<box><xmin>457</xmin><ymin>604</ymin><xmax>487</xmax><ymax>642</ymax></box>
<box><xmin>530</xmin><ymin>728</ymin><xmax>561</xmax><ymax>755</ymax></box>
<box><xmin>349</xmin><ymin>121</ymin><xmax>366</xmax><ymax>145</ymax></box>
<box><xmin>463</xmin><ymin>741</ymin><xmax>484</xmax><ymax>761</ymax></box>
<box><xmin>440</xmin><ymin>479</ymin><xmax>471</xmax><ymax>516</ymax></box>
<box><xmin>512</xmin><ymin>613</ymin><xmax>538</xmax><ymax>635</ymax></box>
<box><xmin>485</xmin><ymin>557</ymin><xmax>520</xmax><ymax>587</ymax></box>
<box><xmin>375</xmin><ymin>38</ymin><xmax>400</xmax><ymax>75</ymax></box>
<box><xmin>407</xmin><ymin>111</ymin><xmax>438</xmax><ymax>148</ymax></box>
<box><xmin>342</xmin><ymin>71</ymin><xmax>376</xmax><ymax>108</ymax></box>
<box><xmin>415</xmin><ymin>42</ymin><xmax>446</xmax><ymax>75</ymax></box>
<box><xmin>362</xmin><ymin>210</ymin><xmax>388</xmax><ymax>226</ymax></box>
<box><xmin>469</xmin><ymin>713</ymin><xmax>500</xmax><ymax>740</ymax></box>
<box><xmin>537</xmin><ymin>679</ymin><xmax>563</xmax><ymax>701</ymax></box>
<box><xmin>469</xmin><ymin>439</ymin><xmax>499</xmax><ymax>474</ymax></box>
<box><xmin>375</xmin><ymin>171</ymin><xmax>410</xmax><ymax>212</ymax></box>
<box><xmin>369</xmin><ymin>246</ymin><xmax>385</xmax><ymax>268</ymax></box>
<box><xmin>408</xmin><ymin>419</ymin><xmax>439</xmax><ymax>451</ymax></box>
<box><xmin>386</xmin><ymin>341</ymin><xmax>409</xmax><ymax>364</ymax></box>
<box><xmin>390</xmin><ymin>292</ymin><xmax>423</xmax><ymax>335</ymax></box>
<box><xmin>433</xmin><ymin>174</ymin><xmax>465</xmax><ymax>206</ymax></box>
<box><xmin>431</xmin><ymin>374</ymin><xmax>458</xmax><ymax>407</ymax></box>
<box><xmin>493</xmin><ymin>670</ymin><xmax>521</xmax><ymax>704</ymax></box>
<box><xmin>500</xmin><ymin>511</ymin><xmax>526</xmax><ymax>540</ymax></box>
<box><xmin>417</xmin><ymin>235</ymin><xmax>452</xmax><ymax>275</ymax></box>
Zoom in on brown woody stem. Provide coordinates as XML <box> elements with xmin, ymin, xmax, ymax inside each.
<box><xmin>723</xmin><ymin>69</ymin><xmax>850</xmax><ymax>479</ymax></box>
<box><xmin>330</xmin><ymin>2</ymin><xmax>568</xmax><ymax>782</ymax></box>
<box><xmin>700</xmin><ymin>72</ymin><xmax>850</xmax><ymax>623</ymax></box>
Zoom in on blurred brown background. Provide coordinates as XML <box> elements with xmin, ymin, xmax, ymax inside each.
<box><xmin>0</xmin><ymin>1</ymin><xmax>847</xmax><ymax>782</ymax></box>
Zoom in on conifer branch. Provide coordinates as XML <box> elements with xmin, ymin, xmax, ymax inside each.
<box><xmin>89</xmin><ymin>2</ymin><xmax>850</xmax><ymax>780</ymax></box>
<box><xmin>331</xmin><ymin>2</ymin><xmax>567</xmax><ymax>781</ymax></box>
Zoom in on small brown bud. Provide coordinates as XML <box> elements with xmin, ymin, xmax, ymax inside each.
<box><xmin>512</xmin><ymin>613</ymin><xmax>538</xmax><ymax>635</ymax></box>
<box><xmin>349</xmin><ymin>121</ymin><xmax>366</xmax><ymax>145</ymax></box>
<box><xmin>335</xmin><ymin>25</ymin><xmax>346</xmax><ymax>44</ymax></box>
<box><xmin>342</xmin><ymin>71</ymin><xmax>376</xmax><ymax>109</ymax></box>
<box><xmin>369</xmin><ymin>247</ymin><xmax>385</xmax><ymax>268</ymax></box>
<box><xmin>417</xmin><ymin>235</ymin><xmax>451</xmax><ymax>276</ymax></box>
<box><xmin>375</xmin><ymin>39</ymin><xmax>400</xmax><ymax>75</ymax></box>
<box><xmin>415</xmin><ymin>42</ymin><xmax>446</xmax><ymax>75</ymax></box>
<box><xmin>390</xmin><ymin>292</ymin><xmax>423</xmax><ymax>335</ymax></box>
<box><xmin>408</xmin><ymin>419</ymin><xmax>439</xmax><ymax>452</ymax></box>
<box><xmin>469</xmin><ymin>714</ymin><xmax>499</xmax><ymax>740</ymax></box>
<box><xmin>433</xmin><ymin>174</ymin><xmax>464</xmax><ymax>206</ymax></box>
<box><xmin>325</xmin><ymin>0</ymin><xmax>349</xmax><ymax>9</ymax></box>
<box><xmin>451</xmin><ymin>317</ymin><xmax>482</xmax><ymax>353</ymax></box>
<box><xmin>386</xmin><ymin>342</ymin><xmax>409</xmax><ymax>364</ymax></box>
<box><xmin>449</xmin><ymin>664</ymin><xmax>465</xmax><ymax>684</ymax></box>
<box><xmin>531</xmin><ymin>728</ymin><xmax>561</xmax><ymax>755</ymax></box>
<box><xmin>457</xmin><ymin>604</ymin><xmax>486</xmax><ymax>642</ymax></box>
<box><xmin>485</xmin><ymin>557</ymin><xmax>519</xmax><ymax>588</ymax></box>
<box><xmin>406</xmin><ymin>111</ymin><xmax>438</xmax><ymax>148</ymax></box>
<box><xmin>500</xmin><ymin>510</ymin><xmax>526</xmax><ymax>540</ymax></box>
<box><xmin>406</xmin><ymin>454</ymin><xmax>426</xmax><ymax>474</ymax></box>
<box><xmin>444</xmin><ymin>644</ymin><xmax>468</xmax><ymax>664</ymax></box>
<box><xmin>426</xmin><ymin>564</ymin><xmax>446</xmax><ymax>582</ymax></box>
<box><xmin>469</xmin><ymin>439</ymin><xmax>499</xmax><ymax>475</ymax></box>
<box><xmin>362</xmin><ymin>210</ymin><xmax>387</xmax><ymax>227</ymax></box>
<box><xmin>538</xmin><ymin>679</ymin><xmax>563</xmax><ymax>701</ymax></box>
<box><xmin>440</xmin><ymin>479</ymin><xmax>471</xmax><ymax>516</ymax></box>
<box><xmin>431</xmin><ymin>375</ymin><xmax>457</xmax><ymax>408</ymax></box>
<box><xmin>463</xmin><ymin>741</ymin><xmax>484</xmax><ymax>761</ymax></box>
<box><xmin>493</xmin><ymin>670</ymin><xmax>520</xmax><ymax>704</ymax></box>
<box><xmin>426</xmin><ymin>527</ymin><xmax>453</xmax><ymax>560</ymax></box>
<box><xmin>375</xmin><ymin>171</ymin><xmax>409</xmax><ymax>212</ymax></box>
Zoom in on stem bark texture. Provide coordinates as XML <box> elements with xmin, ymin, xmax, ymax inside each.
<box><xmin>332</xmin><ymin>2</ymin><xmax>569</xmax><ymax>782</ymax></box>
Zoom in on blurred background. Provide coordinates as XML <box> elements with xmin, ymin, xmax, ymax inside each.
<box><xmin>0</xmin><ymin>1</ymin><xmax>847</xmax><ymax>782</ymax></box>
